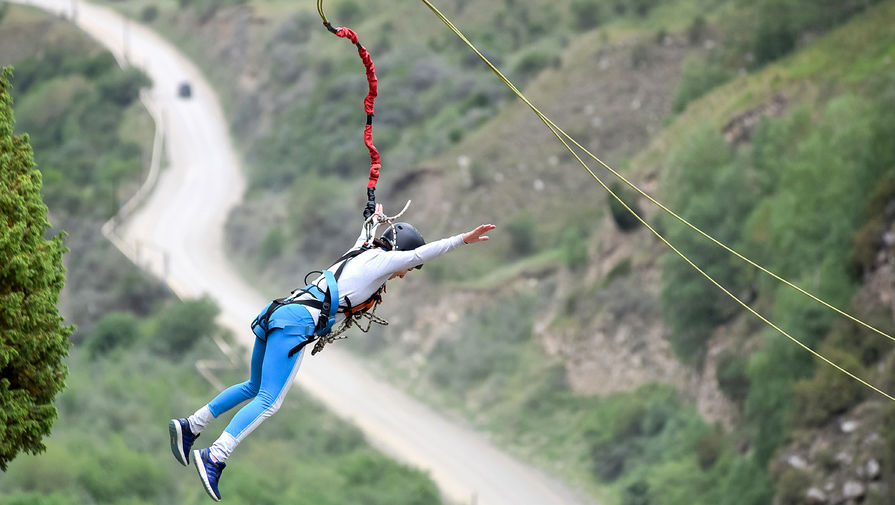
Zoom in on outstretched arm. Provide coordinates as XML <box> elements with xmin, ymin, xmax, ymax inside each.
<box><xmin>364</xmin><ymin>223</ymin><xmax>497</xmax><ymax>275</ymax></box>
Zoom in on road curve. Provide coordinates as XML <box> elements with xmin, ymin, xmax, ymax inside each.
<box><xmin>13</xmin><ymin>2</ymin><xmax>593</xmax><ymax>504</ymax></box>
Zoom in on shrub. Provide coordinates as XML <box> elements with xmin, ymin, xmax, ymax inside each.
<box><xmin>659</xmin><ymin>127</ymin><xmax>753</xmax><ymax>365</ymax></box>
<box><xmin>752</xmin><ymin>1</ymin><xmax>797</xmax><ymax>66</ymax></box>
<box><xmin>96</xmin><ymin>67</ymin><xmax>151</xmax><ymax>107</ymax></box>
<box><xmin>853</xmin><ymin>177</ymin><xmax>895</xmax><ymax>274</ymax></box>
<box><xmin>744</xmin><ymin>340</ymin><xmax>797</xmax><ymax>464</ymax></box>
<box><xmin>696</xmin><ymin>426</ymin><xmax>725</xmax><ymax>469</ymax></box>
<box><xmin>151</xmin><ymin>297</ymin><xmax>220</xmax><ymax>359</ymax></box>
<box><xmin>792</xmin><ymin>349</ymin><xmax>866</xmax><ymax>427</ymax></box>
<box><xmin>259</xmin><ymin>227</ymin><xmax>286</xmax><ymax>263</ymax></box>
<box><xmin>672</xmin><ymin>56</ymin><xmax>732</xmax><ymax>113</ymax></box>
<box><xmin>716</xmin><ymin>350</ymin><xmax>750</xmax><ymax>403</ymax></box>
<box><xmin>718</xmin><ymin>457</ymin><xmax>774</xmax><ymax>505</ymax></box>
<box><xmin>140</xmin><ymin>5</ymin><xmax>159</xmax><ymax>23</ymax></box>
<box><xmin>591</xmin><ymin>440</ymin><xmax>634</xmax><ymax>481</ymax></box>
<box><xmin>86</xmin><ymin>311</ymin><xmax>141</xmax><ymax>357</ymax></box>
<box><xmin>561</xmin><ymin>226</ymin><xmax>589</xmax><ymax>270</ymax></box>
<box><xmin>773</xmin><ymin>467</ymin><xmax>812</xmax><ymax>505</ymax></box>
<box><xmin>687</xmin><ymin>15</ymin><xmax>708</xmax><ymax>44</ymax></box>
<box><xmin>513</xmin><ymin>49</ymin><xmax>559</xmax><ymax>81</ymax></box>
<box><xmin>622</xmin><ymin>480</ymin><xmax>651</xmax><ymax>505</ymax></box>
<box><xmin>570</xmin><ymin>0</ymin><xmax>604</xmax><ymax>30</ymax></box>
<box><xmin>505</xmin><ymin>213</ymin><xmax>536</xmax><ymax>257</ymax></box>
<box><xmin>608</xmin><ymin>181</ymin><xmax>642</xmax><ymax>232</ymax></box>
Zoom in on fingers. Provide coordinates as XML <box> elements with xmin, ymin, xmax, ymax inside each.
<box><xmin>476</xmin><ymin>224</ymin><xmax>496</xmax><ymax>236</ymax></box>
<box><xmin>465</xmin><ymin>224</ymin><xmax>495</xmax><ymax>243</ymax></box>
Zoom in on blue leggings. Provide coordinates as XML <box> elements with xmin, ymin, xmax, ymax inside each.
<box><xmin>207</xmin><ymin>325</ymin><xmax>309</xmax><ymax>442</ymax></box>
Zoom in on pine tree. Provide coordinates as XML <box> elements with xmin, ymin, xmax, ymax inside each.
<box><xmin>0</xmin><ymin>67</ymin><xmax>73</xmax><ymax>471</ymax></box>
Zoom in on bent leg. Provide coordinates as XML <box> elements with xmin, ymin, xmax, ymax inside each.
<box><xmin>210</xmin><ymin>328</ymin><xmax>307</xmax><ymax>461</ymax></box>
<box><xmin>206</xmin><ymin>336</ymin><xmax>266</xmax><ymax>419</ymax></box>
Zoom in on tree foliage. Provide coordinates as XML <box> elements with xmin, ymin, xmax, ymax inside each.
<box><xmin>0</xmin><ymin>67</ymin><xmax>73</xmax><ymax>471</ymax></box>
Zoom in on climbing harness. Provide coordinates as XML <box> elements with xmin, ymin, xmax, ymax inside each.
<box><xmin>414</xmin><ymin>0</ymin><xmax>895</xmax><ymax>401</ymax></box>
<box><xmin>251</xmin><ymin>196</ymin><xmax>420</xmax><ymax>356</ymax></box>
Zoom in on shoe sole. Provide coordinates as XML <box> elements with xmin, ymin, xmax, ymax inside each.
<box><xmin>194</xmin><ymin>449</ymin><xmax>222</xmax><ymax>502</ymax></box>
<box><xmin>169</xmin><ymin>419</ymin><xmax>188</xmax><ymax>466</ymax></box>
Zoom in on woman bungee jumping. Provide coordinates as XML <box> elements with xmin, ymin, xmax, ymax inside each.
<box><xmin>169</xmin><ymin>203</ymin><xmax>495</xmax><ymax>501</ymax></box>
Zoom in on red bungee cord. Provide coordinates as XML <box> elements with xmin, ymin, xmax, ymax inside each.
<box><xmin>320</xmin><ymin>12</ymin><xmax>381</xmax><ymax>219</ymax></box>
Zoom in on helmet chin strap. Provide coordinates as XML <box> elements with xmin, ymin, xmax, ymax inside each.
<box><xmin>364</xmin><ymin>200</ymin><xmax>411</xmax><ymax>242</ymax></box>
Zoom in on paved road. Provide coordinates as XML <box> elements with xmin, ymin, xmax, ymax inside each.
<box><xmin>12</xmin><ymin>2</ymin><xmax>593</xmax><ymax>504</ymax></box>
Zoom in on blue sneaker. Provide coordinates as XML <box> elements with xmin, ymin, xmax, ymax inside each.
<box><xmin>169</xmin><ymin>418</ymin><xmax>199</xmax><ymax>466</ymax></box>
<box><xmin>194</xmin><ymin>448</ymin><xmax>226</xmax><ymax>502</ymax></box>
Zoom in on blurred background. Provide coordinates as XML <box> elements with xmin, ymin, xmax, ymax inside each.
<box><xmin>2</xmin><ymin>0</ymin><xmax>895</xmax><ymax>504</ymax></box>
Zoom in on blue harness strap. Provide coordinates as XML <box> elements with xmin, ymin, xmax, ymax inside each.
<box><xmin>253</xmin><ymin>247</ymin><xmax>368</xmax><ymax>357</ymax></box>
<box><xmin>316</xmin><ymin>270</ymin><xmax>339</xmax><ymax>336</ymax></box>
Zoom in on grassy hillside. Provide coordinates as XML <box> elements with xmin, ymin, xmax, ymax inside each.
<box><xmin>88</xmin><ymin>0</ymin><xmax>895</xmax><ymax>504</ymax></box>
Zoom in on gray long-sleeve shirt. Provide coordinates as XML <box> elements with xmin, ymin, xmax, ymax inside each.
<box><xmin>298</xmin><ymin>227</ymin><xmax>466</xmax><ymax>324</ymax></box>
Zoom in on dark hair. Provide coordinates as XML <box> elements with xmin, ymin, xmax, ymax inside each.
<box><xmin>371</xmin><ymin>237</ymin><xmax>391</xmax><ymax>250</ymax></box>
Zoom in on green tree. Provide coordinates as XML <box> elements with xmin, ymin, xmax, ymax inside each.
<box><xmin>151</xmin><ymin>297</ymin><xmax>219</xmax><ymax>359</ymax></box>
<box><xmin>0</xmin><ymin>67</ymin><xmax>73</xmax><ymax>471</ymax></box>
<box><xmin>86</xmin><ymin>311</ymin><xmax>141</xmax><ymax>357</ymax></box>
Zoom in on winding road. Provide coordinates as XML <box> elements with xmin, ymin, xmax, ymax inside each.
<box><xmin>12</xmin><ymin>2</ymin><xmax>593</xmax><ymax>504</ymax></box>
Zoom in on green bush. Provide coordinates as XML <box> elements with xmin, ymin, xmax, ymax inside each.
<box><xmin>695</xmin><ymin>425</ymin><xmax>724</xmax><ymax>469</ymax></box>
<box><xmin>150</xmin><ymin>297</ymin><xmax>219</xmax><ymax>358</ymax></box>
<box><xmin>672</xmin><ymin>56</ymin><xmax>732</xmax><ymax>113</ymax></box>
<box><xmin>505</xmin><ymin>213</ymin><xmax>537</xmax><ymax>257</ymax></box>
<box><xmin>716</xmin><ymin>350</ymin><xmax>750</xmax><ymax>403</ymax></box>
<box><xmin>139</xmin><ymin>5</ymin><xmax>159</xmax><ymax>23</ymax></box>
<box><xmin>513</xmin><ymin>48</ymin><xmax>560</xmax><ymax>81</ymax></box>
<box><xmin>86</xmin><ymin>311</ymin><xmax>142</xmax><ymax>357</ymax></box>
<box><xmin>773</xmin><ymin>466</ymin><xmax>812</xmax><ymax>505</ymax></box>
<box><xmin>744</xmin><ymin>339</ymin><xmax>796</xmax><ymax>464</ymax></box>
<box><xmin>621</xmin><ymin>480</ymin><xmax>650</xmax><ymax>505</ymax></box>
<box><xmin>792</xmin><ymin>348</ymin><xmax>866</xmax><ymax>427</ymax></box>
<box><xmin>687</xmin><ymin>15</ymin><xmax>708</xmax><ymax>44</ymax></box>
<box><xmin>560</xmin><ymin>226</ymin><xmax>589</xmax><ymax>270</ymax></box>
<box><xmin>659</xmin><ymin>127</ymin><xmax>753</xmax><ymax>365</ymax></box>
<box><xmin>749</xmin><ymin>0</ymin><xmax>884</xmax><ymax>66</ymax></box>
<box><xmin>96</xmin><ymin>67</ymin><xmax>151</xmax><ymax>107</ymax></box>
<box><xmin>259</xmin><ymin>227</ymin><xmax>286</xmax><ymax>264</ymax></box>
<box><xmin>608</xmin><ymin>181</ymin><xmax>642</xmax><ymax>232</ymax></box>
<box><xmin>570</xmin><ymin>0</ymin><xmax>605</xmax><ymax>30</ymax></box>
<box><xmin>718</xmin><ymin>456</ymin><xmax>774</xmax><ymax>505</ymax></box>
<box><xmin>591</xmin><ymin>440</ymin><xmax>634</xmax><ymax>481</ymax></box>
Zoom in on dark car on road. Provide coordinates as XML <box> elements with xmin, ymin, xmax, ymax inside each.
<box><xmin>178</xmin><ymin>82</ymin><xmax>191</xmax><ymax>98</ymax></box>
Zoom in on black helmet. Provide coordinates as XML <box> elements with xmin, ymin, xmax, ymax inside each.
<box><xmin>381</xmin><ymin>222</ymin><xmax>425</xmax><ymax>253</ymax></box>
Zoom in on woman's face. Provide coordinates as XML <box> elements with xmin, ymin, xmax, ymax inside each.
<box><xmin>389</xmin><ymin>268</ymin><xmax>411</xmax><ymax>280</ymax></box>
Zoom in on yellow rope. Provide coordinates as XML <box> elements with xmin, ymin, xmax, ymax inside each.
<box><xmin>317</xmin><ymin>0</ymin><xmax>329</xmax><ymax>24</ymax></box>
<box><xmin>417</xmin><ymin>0</ymin><xmax>895</xmax><ymax>402</ymax></box>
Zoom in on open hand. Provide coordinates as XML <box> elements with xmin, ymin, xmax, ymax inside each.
<box><xmin>462</xmin><ymin>224</ymin><xmax>496</xmax><ymax>244</ymax></box>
